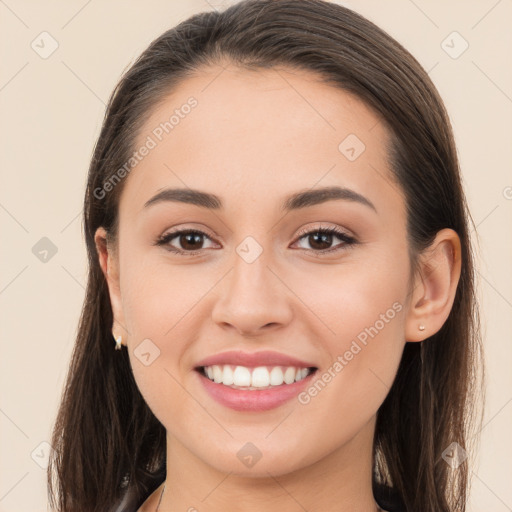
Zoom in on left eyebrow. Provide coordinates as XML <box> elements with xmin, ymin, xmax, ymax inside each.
<box><xmin>281</xmin><ymin>186</ymin><xmax>377</xmax><ymax>213</ymax></box>
<box><xmin>143</xmin><ymin>185</ymin><xmax>377</xmax><ymax>214</ymax></box>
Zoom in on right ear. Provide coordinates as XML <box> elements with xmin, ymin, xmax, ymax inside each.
<box><xmin>94</xmin><ymin>227</ymin><xmax>128</xmax><ymax>347</ymax></box>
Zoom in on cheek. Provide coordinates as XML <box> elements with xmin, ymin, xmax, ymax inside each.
<box><xmin>291</xmin><ymin>248</ymin><xmax>408</xmax><ymax>349</ymax></box>
<box><xmin>121</xmin><ymin>255</ymin><xmax>203</xmax><ymax>339</ymax></box>
<box><xmin>119</xmin><ymin>260</ymin><xmax>197</xmax><ymax>419</ymax></box>
<box><xmin>291</xmin><ymin>251</ymin><xmax>408</xmax><ymax>415</ymax></box>
<box><xmin>293</xmin><ymin>294</ymin><xmax>405</xmax><ymax>453</ymax></box>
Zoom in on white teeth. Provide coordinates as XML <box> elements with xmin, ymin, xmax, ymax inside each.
<box><xmin>221</xmin><ymin>365</ymin><xmax>234</xmax><ymax>386</ymax></box>
<box><xmin>202</xmin><ymin>364</ymin><xmax>313</xmax><ymax>389</ymax></box>
<box><xmin>233</xmin><ymin>366</ymin><xmax>251</xmax><ymax>386</ymax></box>
<box><xmin>269</xmin><ymin>366</ymin><xmax>284</xmax><ymax>386</ymax></box>
<box><xmin>295</xmin><ymin>368</ymin><xmax>309</xmax><ymax>382</ymax></box>
<box><xmin>212</xmin><ymin>365</ymin><xmax>223</xmax><ymax>383</ymax></box>
<box><xmin>251</xmin><ymin>366</ymin><xmax>270</xmax><ymax>388</ymax></box>
<box><xmin>283</xmin><ymin>367</ymin><xmax>296</xmax><ymax>384</ymax></box>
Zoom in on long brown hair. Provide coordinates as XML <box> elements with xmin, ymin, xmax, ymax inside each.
<box><xmin>47</xmin><ymin>1</ymin><xmax>484</xmax><ymax>510</ymax></box>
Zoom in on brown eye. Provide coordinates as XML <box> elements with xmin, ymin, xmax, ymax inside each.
<box><xmin>154</xmin><ymin>226</ymin><xmax>357</xmax><ymax>256</ymax></box>
<box><xmin>155</xmin><ymin>230</ymin><xmax>216</xmax><ymax>254</ymax></box>
<box><xmin>293</xmin><ymin>226</ymin><xmax>357</xmax><ymax>254</ymax></box>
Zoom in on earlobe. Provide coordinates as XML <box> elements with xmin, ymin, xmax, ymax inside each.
<box><xmin>405</xmin><ymin>228</ymin><xmax>462</xmax><ymax>342</ymax></box>
<box><xmin>94</xmin><ymin>227</ymin><xmax>127</xmax><ymax>347</ymax></box>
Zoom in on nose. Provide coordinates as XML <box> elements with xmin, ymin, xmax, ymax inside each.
<box><xmin>211</xmin><ymin>249</ymin><xmax>293</xmax><ymax>337</ymax></box>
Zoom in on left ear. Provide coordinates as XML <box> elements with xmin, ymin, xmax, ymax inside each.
<box><xmin>405</xmin><ymin>228</ymin><xmax>462</xmax><ymax>342</ymax></box>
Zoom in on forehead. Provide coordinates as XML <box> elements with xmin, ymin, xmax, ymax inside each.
<box><xmin>119</xmin><ymin>64</ymin><xmax>403</xmax><ymax>221</ymax></box>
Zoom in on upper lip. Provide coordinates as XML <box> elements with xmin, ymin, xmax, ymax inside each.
<box><xmin>195</xmin><ymin>350</ymin><xmax>318</xmax><ymax>369</ymax></box>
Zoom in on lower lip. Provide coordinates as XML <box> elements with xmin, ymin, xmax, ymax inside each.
<box><xmin>195</xmin><ymin>369</ymin><xmax>317</xmax><ymax>412</ymax></box>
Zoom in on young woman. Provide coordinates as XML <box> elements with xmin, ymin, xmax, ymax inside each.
<box><xmin>47</xmin><ymin>1</ymin><xmax>484</xmax><ymax>511</ymax></box>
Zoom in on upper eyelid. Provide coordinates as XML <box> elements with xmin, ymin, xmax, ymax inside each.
<box><xmin>161</xmin><ymin>225</ymin><xmax>351</xmax><ymax>241</ymax></box>
<box><xmin>295</xmin><ymin>223</ymin><xmax>353</xmax><ymax>238</ymax></box>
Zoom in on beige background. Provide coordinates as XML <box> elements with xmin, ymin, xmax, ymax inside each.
<box><xmin>1</xmin><ymin>1</ymin><xmax>511</xmax><ymax>510</ymax></box>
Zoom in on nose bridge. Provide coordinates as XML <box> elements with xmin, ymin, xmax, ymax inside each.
<box><xmin>211</xmin><ymin>227</ymin><xmax>292</xmax><ymax>333</ymax></box>
<box><xmin>229</xmin><ymin>209</ymin><xmax>273</xmax><ymax>276</ymax></box>
<box><xmin>230</xmin><ymin>230</ymin><xmax>275</xmax><ymax>300</ymax></box>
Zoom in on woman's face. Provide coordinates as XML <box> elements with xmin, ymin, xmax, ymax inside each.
<box><xmin>100</xmin><ymin>64</ymin><xmax>415</xmax><ymax>477</ymax></box>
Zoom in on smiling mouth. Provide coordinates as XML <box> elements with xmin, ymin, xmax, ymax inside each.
<box><xmin>196</xmin><ymin>364</ymin><xmax>318</xmax><ymax>390</ymax></box>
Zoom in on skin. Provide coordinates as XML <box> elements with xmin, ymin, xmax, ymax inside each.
<box><xmin>95</xmin><ymin>63</ymin><xmax>461</xmax><ymax>512</ymax></box>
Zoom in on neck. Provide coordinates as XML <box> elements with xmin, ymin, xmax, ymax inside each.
<box><xmin>157</xmin><ymin>416</ymin><xmax>381</xmax><ymax>512</ymax></box>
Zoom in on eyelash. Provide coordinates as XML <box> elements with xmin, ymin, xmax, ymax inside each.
<box><xmin>154</xmin><ymin>225</ymin><xmax>357</xmax><ymax>257</ymax></box>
